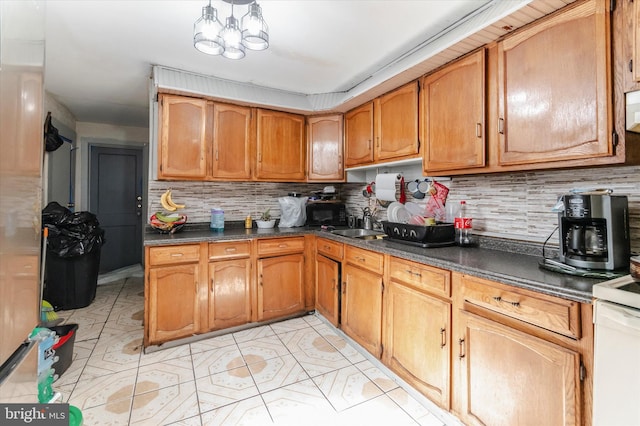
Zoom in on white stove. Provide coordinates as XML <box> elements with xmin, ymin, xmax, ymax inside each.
<box><xmin>592</xmin><ymin>274</ymin><xmax>640</xmax><ymax>426</ymax></box>
<box><xmin>592</xmin><ymin>274</ymin><xmax>640</xmax><ymax>309</ymax></box>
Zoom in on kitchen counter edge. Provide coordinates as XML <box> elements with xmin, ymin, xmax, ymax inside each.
<box><xmin>144</xmin><ymin>227</ymin><xmax>604</xmax><ymax>303</ymax></box>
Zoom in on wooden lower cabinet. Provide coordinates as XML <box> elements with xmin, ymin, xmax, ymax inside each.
<box><xmin>341</xmin><ymin>261</ymin><xmax>383</xmax><ymax>358</ymax></box>
<box><xmin>315</xmin><ymin>238</ymin><xmax>343</xmax><ymax>327</ymax></box>
<box><xmin>207</xmin><ymin>240</ymin><xmax>252</xmax><ymax>330</ymax></box>
<box><xmin>315</xmin><ymin>253</ymin><xmax>340</xmax><ymax>327</ymax></box>
<box><xmin>383</xmin><ymin>280</ymin><xmax>451</xmax><ymax>409</ymax></box>
<box><xmin>208</xmin><ymin>258</ymin><xmax>251</xmax><ymax>330</ymax></box>
<box><xmin>257</xmin><ymin>253</ymin><xmax>305</xmax><ymax>321</ymax></box>
<box><xmin>147</xmin><ymin>263</ymin><xmax>202</xmax><ymax>344</ymax></box>
<box><xmin>256</xmin><ymin>237</ymin><xmax>307</xmax><ymax>323</ymax></box>
<box><xmin>454</xmin><ymin>311</ymin><xmax>581</xmax><ymax>426</ymax></box>
<box><xmin>145</xmin><ymin>237</ymin><xmax>308</xmax><ymax>346</ymax></box>
<box><xmin>451</xmin><ymin>272</ymin><xmax>591</xmax><ymax>426</ymax></box>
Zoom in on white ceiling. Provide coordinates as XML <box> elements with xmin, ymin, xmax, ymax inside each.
<box><xmin>43</xmin><ymin>0</ymin><xmax>502</xmax><ymax>128</ymax></box>
<box><xmin>42</xmin><ymin>0</ymin><xmax>535</xmax><ymax>128</ymax></box>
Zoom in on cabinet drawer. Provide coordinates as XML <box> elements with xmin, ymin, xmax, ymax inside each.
<box><xmin>257</xmin><ymin>237</ymin><xmax>305</xmax><ymax>257</ymax></box>
<box><xmin>316</xmin><ymin>238</ymin><xmax>343</xmax><ymax>260</ymax></box>
<box><xmin>209</xmin><ymin>240</ymin><xmax>250</xmax><ymax>260</ymax></box>
<box><xmin>462</xmin><ymin>275</ymin><xmax>581</xmax><ymax>339</ymax></box>
<box><xmin>148</xmin><ymin>244</ymin><xmax>200</xmax><ymax>266</ymax></box>
<box><xmin>389</xmin><ymin>257</ymin><xmax>450</xmax><ymax>298</ymax></box>
<box><xmin>345</xmin><ymin>246</ymin><xmax>384</xmax><ymax>275</ymax></box>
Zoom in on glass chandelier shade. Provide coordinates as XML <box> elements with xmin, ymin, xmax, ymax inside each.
<box><xmin>221</xmin><ymin>15</ymin><xmax>245</xmax><ymax>59</ymax></box>
<box><xmin>241</xmin><ymin>2</ymin><xmax>269</xmax><ymax>51</ymax></box>
<box><xmin>193</xmin><ymin>4</ymin><xmax>224</xmax><ymax>55</ymax></box>
<box><xmin>193</xmin><ymin>0</ymin><xmax>269</xmax><ymax>59</ymax></box>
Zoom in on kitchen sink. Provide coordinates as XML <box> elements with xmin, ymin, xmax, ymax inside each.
<box><xmin>331</xmin><ymin>228</ymin><xmax>386</xmax><ymax>240</ymax></box>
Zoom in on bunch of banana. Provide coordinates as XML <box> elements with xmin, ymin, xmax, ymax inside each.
<box><xmin>160</xmin><ymin>189</ymin><xmax>185</xmax><ymax>212</ymax></box>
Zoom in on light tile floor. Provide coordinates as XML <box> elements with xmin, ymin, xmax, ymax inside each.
<box><xmin>55</xmin><ymin>277</ymin><xmax>456</xmax><ymax>426</ymax></box>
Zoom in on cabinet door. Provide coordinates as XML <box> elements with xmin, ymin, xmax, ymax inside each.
<box><xmin>497</xmin><ymin>0</ymin><xmax>611</xmax><ymax>166</ymax></box>
<box><xmin>0</xmin><ymin>71</ymin><xmax>43</xmax><ymax>176</ymax></box>
<box><xmin>211</xmin><ymin>103</ymin><xmax>253</xmax><ymax>180</ymax></box>
<box><xmin>208</xmin><ymin>258</ymin><xmax>251</xmax><ymax>330</ymax></box>
<box><xmin>257</xmin><ymin>253</ymin><xmax>305</xmax><ymax>321</ymax></box>
<box><xmin>341</xmin><ymin>264</ymin><xmax>383</xmax><ymax>358</ymax></box>
<box><xmin>307</xmin><ymin>115</ymin><xmax>344</xmax><ymax>182</ymax></box>
<box><xmin>148</xmin><ymin>263</ymin><xmax>201</xmax><ymax>343</ymax></box>
<box><xmin>255</xmin><ymin>109</ymin><xmax>305</xmax><ymax>181</ymax></box>
<box><xmin>315</xmin><ymin>254</ymin><xmax>339</xmax><ymax>327</ymax></box>
<box><xmin>158</xmin><ymin>95</ymin><xmax>210</xmax><ymax>179</ymax></box>
<box><xmin>375</xmin><ymin>81</ymin><xmax>419</xmax><ymax>162</ymax></box>
<box><xmin>344</xmin><ymin>102</ymin><xmax>374</xmax><ymax>166</ymax></box>
<box><xmin>384</xmin><ymin>281</ymin><xmax>451</xmax><ymax>408</ymax></box>
<box><xmin>634</xmin><ymin>0</ymin><xmax>640</xmax><ymax>83</ymax></box>
<box><xmin>422</xmin><ymin>50</ymin><xmax>485</xmax><ymax>173</ymax></box>
<box><xmin>454</xmin><ymin>311</ymin><xmax>581</xmax><ymax>426</ymax></box>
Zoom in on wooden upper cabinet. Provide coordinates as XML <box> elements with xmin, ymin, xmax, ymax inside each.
<box><xmin>344</xmin><ymin>102</ymin><xmax>374</xmax><ymax>167</ymax></box>
<box><xmin>375</xmin><ymin>81</ymin><xmax>420</xmax><ymax>162</ymax></box>
<box><xmin>211</xmin><ymin>103</ymin><xmax>253</xmax><ymax>180</ymax></box>
<box><xmin>634</xmin><ymin>0</ymin><xmax>640</xmax><ymax>83</ymax></box>
<box><xmin>422</xmin><ymin>50</ymin><xmax>485</xmax><ymax>173</ymax></box>
<box><xmin>307</xmin><ymin>115</ymin><xmax>344</xmax><ymax>182</ymax></box>
<box><xmin>497</xmin><ymin>0</ymin><xmax>611</xmax><ymax>166</ymax></box>
<box><xmin>620</xmin><ymin>0</ymin><xmax>640</xmax><ymax>91</ymax></box>
<box><xmin>158</xmin><ymin>94</ymin><xmax>210</xmax><ymax>179</ymax></box>
<box><xmin>255</xmin><ymin>109</ymin><xmax>306</xmax><ymax>181</ymax></box>
<box><xmin>1</xmin><ymin>71</ymin><xmax>43</xmax><ymax>177</ymax></box>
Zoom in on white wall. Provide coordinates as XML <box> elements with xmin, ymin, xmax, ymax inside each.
<box><xmin>43</xmin><ymin>93</ymin><xmax>77</xmax><ymax>207</ymax></box>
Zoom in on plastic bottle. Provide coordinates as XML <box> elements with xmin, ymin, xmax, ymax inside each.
<box><xmin>454</xmin><ymin>200</ymin><xmax>473</xmax><ymax>246</ymax></box>
<box><xmin>210</xmin><ymin>208</ymin><xmax>224</xmax><ymax>232</ymax></box>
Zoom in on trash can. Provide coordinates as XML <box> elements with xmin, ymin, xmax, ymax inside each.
<box><xmin>42</xmin><ymin>202</ymin><xmax>105</xmax><ymax>310</ymax></box>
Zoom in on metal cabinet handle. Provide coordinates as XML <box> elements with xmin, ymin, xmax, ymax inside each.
<box><xmin>225</xmin><ymin>247</ymin><xmax>237</xmax><ymax>252</ymax></box>
<box><xmin>476</xmin><ymin>123</ymin><xmax>482</xmax><ymax>138</ymax></box>
<box><xmin>170</xmin><ymin>253</ymin><xmax>184</xmax><ymax>257</ymax></box>
<box><xmin>459</xmin><ymin>338</ymin><xmax>466</xmax><ymax>359</ymax></box>
<box><xmin>278</xmin><ymin>244</ymin><xmax>288</xmax><ymax>248</ymax></box>
<box><xmin>440</xmin><ymin>328</ymin><xmax>446</xmax><ymax>348</ymax></box>
<box><xmin>498</xmin><ymin>118</ymin><xmax>505</xmax><ymax>135</ymax></box>
<box><xmin>493</xmin><ymin>296</ymin><xmax>520</xmax><ymax>307</ymax></box>
<box><xmin>342</xmin><ymin>282</ymin><xmax>347</xmax><ymax>294</ymax></box>
<box><xmin>405</xmin><ymin>269</ymin><xmax>422</xmax><ymax>278</ymax></box>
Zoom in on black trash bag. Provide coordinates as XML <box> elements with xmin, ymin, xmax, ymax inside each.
<box><xmin>42</xmin><ymin>202</ymin><xmax>105</xmax><ymax>258</ymax></box>
<box><xmin>44</xmin><ymin>112</ymin><xmax>64</xmax><ymax>152</ymax></box>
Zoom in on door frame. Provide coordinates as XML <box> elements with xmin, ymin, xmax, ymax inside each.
<box><xmin>83</xmin><ymin>138</ymin><xmax>149</xmax><ymax>267</ymax></box>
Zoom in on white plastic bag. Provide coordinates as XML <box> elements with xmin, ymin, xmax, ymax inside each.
<box><xmin>278</xmin><ymin>196</ymin><xmax>308</xmax><ymax>227</ymax></box>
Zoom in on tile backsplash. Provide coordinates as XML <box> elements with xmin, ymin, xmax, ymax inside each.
<box><xmin>148</xmin><ymin>164</ymin><xmax>640</xmax><ymax>253</ymax></box>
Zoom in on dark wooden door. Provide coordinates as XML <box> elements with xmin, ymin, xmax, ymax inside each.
<box><xmin>90</xmin><ymin>146</ymin><xmax>143</xmax><ymax>273</ymax></box>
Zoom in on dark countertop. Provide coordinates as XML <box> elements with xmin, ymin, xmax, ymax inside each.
<box><xmin>144</xmin><ymin>224</ymin><xmax>609</xmax><ymax>303</ymax></box>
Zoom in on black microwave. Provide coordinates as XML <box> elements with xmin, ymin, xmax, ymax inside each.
<box><xmin>306</xmin><ymin>202</ymin><xmax>347</xmax><ymax>226</ymax></box>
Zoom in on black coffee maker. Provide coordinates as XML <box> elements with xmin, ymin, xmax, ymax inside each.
<box><xmin>558</xmin><ymin>194</ymin><xmax>629</xmax><ymax>270</ymax></box>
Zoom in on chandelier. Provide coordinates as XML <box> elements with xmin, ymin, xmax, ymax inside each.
<box><xmin>194</xmin><ymin>0</ymin><xmax>269</xmax><ymax>60</ymax></box>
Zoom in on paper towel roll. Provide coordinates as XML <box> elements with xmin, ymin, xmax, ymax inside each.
<box><xmin>375</xmin><ymin>174</ymin><xmax>398</xmax><ymax>202</ymax></box>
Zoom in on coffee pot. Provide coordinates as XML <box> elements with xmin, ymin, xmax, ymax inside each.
<box><xmin>558</xmin><ymin>194</ymin><xmax>629</xmax><ymax>270</ymax></box>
